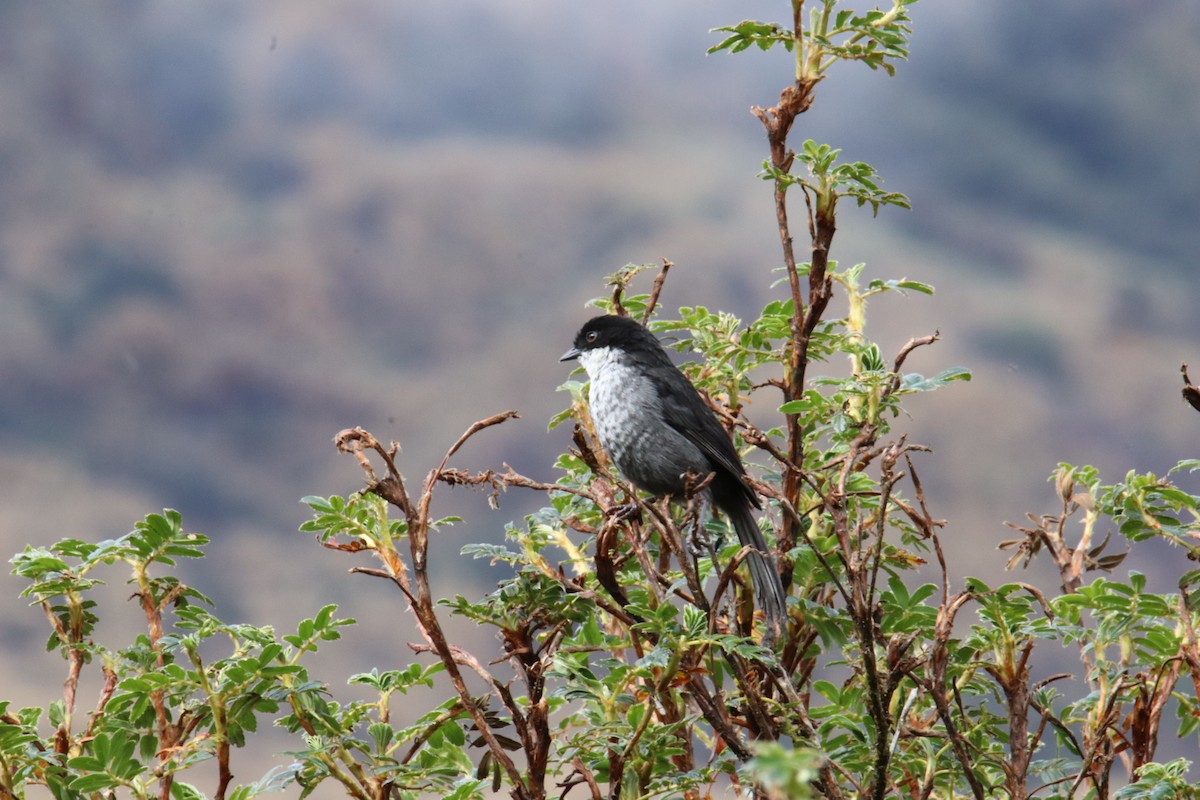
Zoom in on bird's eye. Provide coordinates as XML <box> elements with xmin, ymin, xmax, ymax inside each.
<box><xmin>585</xmin><ymin>331</ymin><xmax>598</xmax><ymax>343</ymax></box>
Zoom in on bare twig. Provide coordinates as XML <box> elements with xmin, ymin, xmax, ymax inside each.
<box><xmin>337</xmin><ymin>419</ymin><xmax>534</xmax><ymax>799</ymax></box>
<box><xmin>400</xmin><ymin>700</ymin><xmax>467</xmax><ymax>765</ymax></box>
<box><xmin>568</xmin><ymin>757</ymin><xmax>603</xmax><ymax>800</ymax></box>
<box><xmin>750</xmin><ymin>24</ymin><xmax>826</xmax><ymax>561</ymax></box>
<box><xmin>642</xmin><ymin>258</ymin><xmax>674</xmax><ymax>324</ymax></box>
<box><xmin>1182</xmin><ymin>363</ymin><xmax>1200</xmax><ymax>413</ymax></box>
<box><xmin>82</xmin><ymin>666</ymin><xmax>119</xmax><ymax>741</ymax></box>
<box><xmin>433</xmin><ymin>411</ymin><xmax>520</xmax><ymax>481</ymax></box>
<box><xmin>922</xmin><ymin>591</ymin><xmax>987</xmax><ymax>800</ymax></box>
<box><xmin>891</xmin><ymin>332</ymin><xmax>940</xmax><ymax>377</ymax></box>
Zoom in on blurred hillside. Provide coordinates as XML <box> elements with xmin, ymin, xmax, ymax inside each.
<box><xmin>2</xmin><ymin>0</ymin><xmax>1199</xmax><ymax>792</ymax></box>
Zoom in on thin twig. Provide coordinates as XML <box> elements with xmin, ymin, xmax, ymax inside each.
<box><xmin>337</xmin><ymin>419</ymin><xmax>533</xmax><ymax>798</ymax></box>
<box><xmin>1182</xmin><ymin>363</ymin><xmax>1200</xmax><ymax>413</ymax></box>
<box><xmin>890</xmin><ymin>332</ymin><xmax>939</xmax><ymax>379</ymax></box>
<box><xmin>642</xmin><ymin>258</ymin><xmax>674</xmax><ymax>324</ymax></box>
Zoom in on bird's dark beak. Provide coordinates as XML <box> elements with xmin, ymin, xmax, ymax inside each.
<box><xmin>559</xmin><ymin>347</ymin><xmax>581</xmax><ymax>362</ymax></box>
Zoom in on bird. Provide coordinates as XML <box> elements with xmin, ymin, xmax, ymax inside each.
<box><xmin>561</xmin><ymin>314</ymin><xmax>786</xmax><ymax>636</ymax></box>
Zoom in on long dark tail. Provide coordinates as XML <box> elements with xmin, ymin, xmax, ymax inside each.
<box><xmin>724</xmin><ymin>500</ymin><xmax>787</xmax><ymax>639</ymax></box>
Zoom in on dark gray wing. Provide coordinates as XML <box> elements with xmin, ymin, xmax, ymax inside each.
<box><xmin>646</xmin><ymin>360</ymin><xmax>761</xmax><ymax>509</ymax></box>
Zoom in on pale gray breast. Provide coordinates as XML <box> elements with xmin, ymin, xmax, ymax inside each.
<box><xmin>580</xmin><ymin>346</ymin><xmax>707</xmax><ymax>495</ymax></box>
<box><xmin>582</xmin><ymin>348</ymin><xmax>657</xmax><ymax>462</ymax></box>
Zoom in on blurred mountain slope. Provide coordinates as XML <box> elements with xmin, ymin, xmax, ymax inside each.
<box><xmin>1</xmin><ymin>1</ymin><xmax>1198</xmax><ymax>791</ymax></box>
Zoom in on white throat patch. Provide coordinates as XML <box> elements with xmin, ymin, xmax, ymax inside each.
<box><xmin>577</xmin><ymin>346</ymin><xmax>621</xmax><ymax>381</ymax></box>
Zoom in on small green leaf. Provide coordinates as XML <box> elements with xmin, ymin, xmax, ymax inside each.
<box><xmin>900</xmin><ymin>367</ymin><xmax>972</xmax><ymax>392</ymax></box>
<box><xmin>69</xmin><ymin>773</ymin><xmax>119</xmax><ymax>793</ymax></box>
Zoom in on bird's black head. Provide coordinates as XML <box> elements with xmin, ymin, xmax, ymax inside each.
<box><xmin>560</xmin><ymin>315</ymin><xmax>658</xmax><ymax>362</ymax></box>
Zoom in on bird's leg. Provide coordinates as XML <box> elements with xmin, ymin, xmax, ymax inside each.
<box><xmin>683</xmin><ymin>495</ymin><xmax>721</xmax><ymax>566</ymax></box>
<box><xmin>704</xmin><ymin>516</ymin><xmax>726</xmax><ymax>559</ymax></box>
<box><xmin>680</xmin><ymin>470</ymin><xmax>719</xmax><ymax>559</ymax></box>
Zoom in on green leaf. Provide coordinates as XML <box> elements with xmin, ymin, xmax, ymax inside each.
<box><xmin>743</xmin><ymin>743</ymin><xmax>823</xmax><ymax>800</ymax></box>
<box><xmin>444</xmin><ymin>722</ymin><xmax>466</xmax><ymax>747</ymax></box>
<box><xmin>170</xmin><ymin>781</ymin><xmax>206</xmax><ymax>800</ymax></box>
<box><xmin>900</xmin><ymin>367</ymin><xmax>972</xmax><ymax>392</ymax></box>
<box><xmin>68</xmin><ymin>773</ymin><xmax>119</xmax><ymax>793</ymax></box>
<box><xmin>865</xmin><ymin>277</ymin><xmax>935</xmax><ymax>296</ymax></box>
<box><xmin>368</xmin><ymin>722</ymin><xmax>394</xmax><ymax>752</ymax></box>
<box><xmin>707</xmin><ymin>20</ymin><xmax>791</xmax><ymax>55</ymax></box>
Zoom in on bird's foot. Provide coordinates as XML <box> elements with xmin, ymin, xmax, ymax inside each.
<box><xmin>608</xmin><ymin>500</ymin><xmax>643</xmax><ymax>525</ymax></box>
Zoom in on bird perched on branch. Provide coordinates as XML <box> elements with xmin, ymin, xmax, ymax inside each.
<box><xmin>561</xmin><ymin>314</ymin><xmax>786</xmax><ymax>636</ymax></box>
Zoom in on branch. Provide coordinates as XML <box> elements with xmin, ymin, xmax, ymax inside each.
<box><xmin>433</xmin><ymin>411</ymin><xmax>520</xmax><ymax>481</ymax></box>
<box><xmin>1182</xmin><ymin>363</ymin><xmax>1200</xmax><ymax>413</ymax></box>
<box><xmin>863</xmin><ymin>445</ymin><xmax>904</xmax><ymax>800</ymax></box>
<box><xmin>885</xmin><ymin>331</ymin><xmax>941</xmax><ymax>399</ymax></box>
<box><xmin>642</xmin><ymin>258</ymin><xmax>674</xmax><ymax>324</ymax></box>
<box><xmin>923</xmin><ymin>590</ymin><xmax>987</xmax><ymax>800</ymax></box>
<box><xmin>892</xmin><ymin>332</ymin><xmax>939</xmax><ymax>374</ymax></box>
<box><xmin>335</xmin><ymin>419</ymin><xmax>533</xmax><ymax>798</ymax></box>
